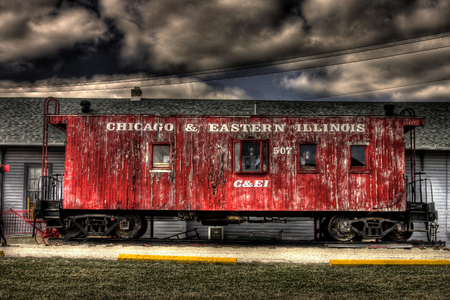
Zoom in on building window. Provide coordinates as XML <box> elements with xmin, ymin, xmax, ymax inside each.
<box><xmin>299</xmin><ymin>144</ymin><xmax>317</xmax><ymax>169</ymax></box>
<box><xmin>153</xmin><ymin>144</ymin><xmax>171</xmax><ymax>168</ymax></box>
<box><xmin>234</xmin><ymin>140</ymin><xmax>268</xmax><ymax>173</ymax></box>
<box><xmin>350</xmin><ymin>145</ymin><xmax>366</xmax><ymax>168</ymax></box>
<box><xmin>24</xmin><ymin>164</ymin><xmax>51</xmax><ymax>217</ymax></box>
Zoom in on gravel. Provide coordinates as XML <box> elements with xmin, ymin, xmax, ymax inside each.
<box><xmin>3</xmin><ymin>243</ymin><xmax>450</xmax><ymax>263</ymax></box>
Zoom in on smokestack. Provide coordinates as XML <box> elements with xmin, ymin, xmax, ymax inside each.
<box><xmin>131</xmin><ymin>86</ymin><xmax>142</xmax><ymax>101</ymax></box>
<box><xmin>384</xmin><ymin>104</ymin><xmax>395</xmax><ymax>116</ymax></box>
<box><xmin>80</xmin><ymin>100</ymin><xmax>91</xmax><ymax>113</ymax></box>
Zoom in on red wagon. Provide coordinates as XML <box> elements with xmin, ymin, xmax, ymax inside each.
<box><xmin>8</xmin><ymin>208</ymin><xmax>59</xmax><ymax>245</ymax></box>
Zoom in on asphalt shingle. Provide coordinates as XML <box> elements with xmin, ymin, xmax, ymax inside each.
<box><xmin>0</xmin><ymin>98</ymin><xmax>448</xmax><ymax>149</ymax></box>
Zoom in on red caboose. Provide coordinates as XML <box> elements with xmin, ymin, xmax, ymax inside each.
<box><xmin>38</xmin><ymin>100</ymin><xmax>437</xmax><ymax>241</ymax></box>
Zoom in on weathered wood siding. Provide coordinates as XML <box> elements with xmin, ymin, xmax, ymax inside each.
<box><xmin>50</xmin><ymin>115</ymin><xmax>423</xmax><ymax>213</ymax></box>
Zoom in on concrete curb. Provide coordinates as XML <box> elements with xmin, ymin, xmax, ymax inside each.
<box><xmin>118</xmin><ymin>254</ymin><xmax>237</xmax><ymax>265</ymax></box>
<box><xmin>330</xmin><ymin>259</ymin><xmax>450</xmax><ymax>266</ymax></box>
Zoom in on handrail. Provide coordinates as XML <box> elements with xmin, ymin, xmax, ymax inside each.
<box><xmin>407</xmin><ymin>178</ymin><xmax>433</xmax><ymax>203</ymax></box>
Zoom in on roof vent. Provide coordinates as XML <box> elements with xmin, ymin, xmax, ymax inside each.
<box><xmin>80</xmin><ymin>100</ymin><xmax>91</xmax><ymax>113</ymax></box>
<box><xmin>131</xmin><ymin>86</ymin><xmax>142</xmax><ymax>101</ymax></box>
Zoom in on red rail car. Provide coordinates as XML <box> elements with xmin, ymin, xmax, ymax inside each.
<box><xmin>37</xmin><ymin>100</ymin><xmax>437</xmax><ymax>241</ymax></box>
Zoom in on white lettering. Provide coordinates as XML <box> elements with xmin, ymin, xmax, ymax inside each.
<box><xmin>164</xmin><ymin>123</ymin><xmax>174</xmax><ymax>131</ymax></box>
<box><xmin>185</xmin><ymin>124</ymin><xmax>197</xmax><ymax>132</ymax></box>
<box><xmin>357</xmin><ymin>124</ymin><xmax>365</xmax><ymax>132</ymax></box>
<box><xmin>209</xmin><ymin>124</ymin><xmax>219</xmax><ymax>132</ymax></box>
<box><xmin>231</xmin><ymin>124</ymin><xmax>239</xmax><ymax>132</ymax></box>
<box><xmin>274</xmin><ymin>124</ymin><xmax>286</xmax><ymax>132</ymax></box>
<box><xmin>234</xmin><ymin>180</ymin><xmax>242</xmax><ymax>188</ymax></box>
<box><xmin>243</xmin><ymin>180</ymin><xmax>253</xmax><ymax>187</ymax></box>
<box><xmin>117</xmin><ymin>123</ymin><xmax>127</xmax><ymax>131</ymax></box>
<box><xmin>134</xmin><ymin>123</ymin><xmax>143</xmax><ymax>131</ymax></box>
<box><xmin>107</xmin><ymin>122</ymin><xmax>175</xmax><ymax>132</ymax></box>
<box><xmin>341</xmin><ymin>124</ymin><xmax>350</xmax><ymax>132</ymax></box>
<box><xmin>313</xmin><ymin>124</ymin><xmax>322</xmax><ymax>132</ymax></box>
<box><xmin>240</xmin><ymin>124</ymin><xmax>251</xmax><ymax>132</ymax></box>
<box><xmin>251</xmin><ymin>124</ymin><xmax>261</xmax><ymax>132</ymax></box>
<box><xmin>303</xmin><ymin>124</ymin><xmax>312</xmax><ymax>132</ymax></box>
<box><xmin>143</xmin><ymin>124</ymin><xmax>153</xmax><ymax>131</ymax></box>
<box><xmin>219</xmin><ymin>124</ymin><xmax>230</xmax><ymax>132</ymax></box>
<box><xmin>233</xmin><ymin>179</ymin><xmax>270</xmax><ymax>188</ymax></box>
<box><xmin>262</xmin><ymin>124</ymin><xmax>272</xmax><ymax>132</ymax></box>
<box><xmin>254</xmin><ymin>180</ymin><xmax>263</xmax><ymax>187</ymax></box>
<box><xmin>330</xmin><ymin>124</ymin><xmax>340</xmax><ymax>132</ymax></box>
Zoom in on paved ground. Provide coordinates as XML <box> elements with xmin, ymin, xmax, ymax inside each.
<box><xmin>2</xmin><ymin>241</ymin><xmax>450</xmax><ymax>264</ymax></box>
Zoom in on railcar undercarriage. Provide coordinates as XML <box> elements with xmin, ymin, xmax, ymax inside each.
<box><xmin>35</xmin><ymin>203</ymin><xmax>437</xmax><ymax>243</ymax></box>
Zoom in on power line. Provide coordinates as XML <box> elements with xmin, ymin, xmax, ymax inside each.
<box><xmin>1</xmin><ymin>41</ymin><xmax>449</xmax><ymax>94</ymax></box>
<box><xmin>297</xmin><ymin>77</ymin><xmax>450</xmax><ymax>101</ymax></box>
<box><xmin>1</xmin><ymin>31</ymin><xmax>450</xmax><ymax>91</ymax></box>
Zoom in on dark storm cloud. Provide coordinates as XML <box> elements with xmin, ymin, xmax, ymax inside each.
<box><xmin>101</xmin><ymin>0</ymin><xmax>450</xmax><ymax>71</ymax></box>
<box><xmin>0</xmin><ymin>0</ymin><xmax>450</xmax><ymax>100</ymax></box>
<box><xmin>0</xmin><ymin>1</ymin><xmax>109</xmax><ymax>62</ymax></box>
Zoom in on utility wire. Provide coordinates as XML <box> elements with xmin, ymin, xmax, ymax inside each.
<box><xmin>297</xmin><ymin>77</ymin><xmax>450</xmax><ymax>101</ymax></box>
<box><xmin>1</xmin><ymin>31</ymin><xmax>450</xmax><ymax>91</ymax></box>
<box><xmin>1</xmin><ymin>42</ymin><xmax>449</xmax><ymax>94</ymax></box>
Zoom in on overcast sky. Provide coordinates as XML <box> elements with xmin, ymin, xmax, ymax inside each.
<box><xmin>1</xmin><ymin>0</ymin><xmax>450</xmax><ymax>101</ymax></box>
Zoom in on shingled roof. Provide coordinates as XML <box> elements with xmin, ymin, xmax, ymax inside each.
<box><xmin>0</xmin><ymin>97</ymin><xmax>449</xmax><ymax>149</ymax></box>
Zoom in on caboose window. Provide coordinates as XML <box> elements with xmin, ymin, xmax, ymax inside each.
<box><xmin>153</xmin><ymin>144</ymin><xmax>171</xmax><ymax>168</ymax></box>
<box><xmin>350</xmin><ymin>145</ymin><xmax>366</xmax><ymax>168</ymax></box>
<box><xmin>233</xmin><ymin>140</ymin><xmax>268</xmax><ymax>173</ymax></box>
<box><xmin>300</xmin><ymin>144</ymin><xmax>317</xmax><ymax>169</ymax></box>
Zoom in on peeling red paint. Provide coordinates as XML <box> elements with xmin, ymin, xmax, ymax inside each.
<box><xmin>49</xmin><ymin>115</ymin><xmax>424</xmax><ymax>213</ymax></box>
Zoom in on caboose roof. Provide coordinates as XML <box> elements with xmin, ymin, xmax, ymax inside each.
<box><xmin>0</xmin><ymin>97</ymin><xmax>449</xmax><ymax>150</ymax></box>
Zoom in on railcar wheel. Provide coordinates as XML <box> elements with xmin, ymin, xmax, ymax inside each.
<box><xmin>327</xmin><ymin>215</ymin><xmax>356</xmax><ymax>242</ymax></box>
<box><xmin>383</xmin><ymin>224</ymin><xmax>414</xmax><ymax>242</ymax></box>
<box><xmin>57</xmin><ymin>224</ymin><xmax>82</xmax><ymax>238</ymax></box>
<box><xmin>134</xmin><ymin>215</ymin><xmax>148</xmax><ymax>239</ymax></box>
<box><xmin>114</xmin><ymin>213</ymin><xmax>143</xmax><ymax>239</ymax></box>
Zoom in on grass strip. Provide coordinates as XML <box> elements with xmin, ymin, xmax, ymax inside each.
<box><xmin>2</xmin><ymin>257</ymin><xmax>450</xmax><ymax>299</ymax></box>
<box><xmin>330</xmin><ymin>259</ymin><xmax>450</xmax><ymax>266</ymax></box>
<box><xmin>118</xmin><ymin>253</ymin><xmax>237</xmax><ymax>264</ymax></box>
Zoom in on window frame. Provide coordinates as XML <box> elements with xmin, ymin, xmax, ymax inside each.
<box><xmin>298</xmin><ymin>143</ymin><xmax>320</xmax><ymax>174</ymax></box>
<box><xmin>349</xmin><ymin>144</ymin><xmax>370</xmax><ymax>174</ymax></box>
<box><xmin>233</xmin><ymin>139</ymin><xmax>269</xmax><ymax>174</ymax></box>
<box><xmin>23</xmin><ymin>163</ymin><xmax>52</xmax><ymax>210</ymax></box>
<box><xmin>151</xmin><ymin>143</ymin><xmax>173</xmax><ymax>170</ymax></box>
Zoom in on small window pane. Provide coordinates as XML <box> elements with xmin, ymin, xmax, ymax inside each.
<box><xmin>351</xmin><ymin>146</ymin><xmax>366</xmax><ymax>167</ymax></box>
<box><xmin>234</xmin><ymin>143</ymin><xmax>240</xmax><ymax>172</ymax></box>
<box><xmin>27</xmin><ymin>167</ymin><xmax>42</xmax><ymax>191</ymax></box>
<box><xmin>300</xmin><ymin>145</ymin><xmax>316</xmax><ymax>168</ymax></box>
<box><xmin>153</xmin><ymin>145</ymin><xmax>171</xmax><ymax>168</ymax></box>
<box><xmin>242</xmin><ymin>142</ymin><xmax>261</xmax><ymax>172</ymax></box>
